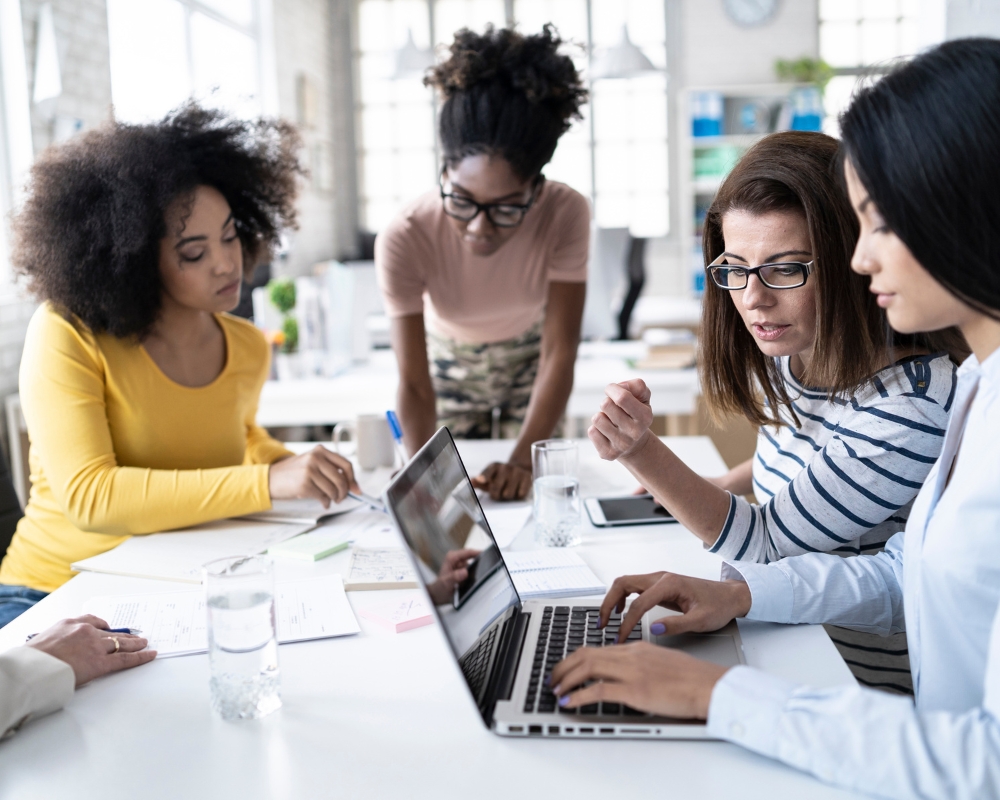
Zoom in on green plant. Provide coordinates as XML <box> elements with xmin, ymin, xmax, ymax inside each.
<box><xmin>280</xmin><ymin>316</ymin><xmax>299</xmax><ymax>354</ymax></box>
<box><xmin>267</xmin><ymin>277</ymin><xmax>296</xmax><ymax>314</ymax></box>
<box><xmin>267</xmin><ymin>277</ymin><xmax>298</xmax><ymax>354</ymax></box>
<box><xmin>775</xmin><ymin>57</ymin><xmax>835</xmax><ymax>94</ymax></box>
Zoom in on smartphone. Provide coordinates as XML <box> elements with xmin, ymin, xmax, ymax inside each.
<box><xmin>585</xmin><ymin>494</ymin><xmax>677</xmax><ymax>527</ymax></box>
<box><xmin>453</xmin><ymin>545</ymin><xmax>504</xmax><ymax>608</ymax></box>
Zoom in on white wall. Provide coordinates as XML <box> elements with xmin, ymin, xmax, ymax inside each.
<box><xmin>948</xmin><ymin>0</ymin><xmax>1000</xmax><ymax>36</ymax></box>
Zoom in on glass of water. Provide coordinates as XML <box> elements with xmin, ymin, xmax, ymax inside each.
<box><xmin>532</xmin><ymin>439</ymin><xmax>582</xmax><ymax>547</ymax></box>
<box><xmin>203</xmin><ymin>555</ymin><xmax>281</xmax><ymax>721</ymax></box>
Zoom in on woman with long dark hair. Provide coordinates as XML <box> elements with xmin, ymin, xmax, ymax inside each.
<box><xmin>375</xmin><ymin>25</ymin><xmax>590</xmax><ymax>501</ymax></box>
<box><xmin>587</xmin><ymin>130</ymin><xmax>963</xmax><ymax>690</ymax></box>
<box><xmin>552</xmin><ymin>39</ymin><xmax>1000</xmax><ymax>797</ymax></box>
<box><xmin>0</xmin><ymin>105</ymin><xmax>359</xmax><ymax>624</ymax></box>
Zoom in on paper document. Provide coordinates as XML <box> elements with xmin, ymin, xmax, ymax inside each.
<box><xmin>238</xmin><ymin>497</ymin><xmax>362</xmax><ymax>525</ymax></box>
<box><xmin>502</xmin><ymin>549</ymin><xmax>605</xmax><ymax>599</ymax></box>
<box><xmin>83</xmin><ymin>576</ymin><xmax>360</xmax><ymax>657</ymax></box>
<box><xmin>71</xmin><ymin>520</ymin><xmax>314</xmax><ymax>584</ymax></box>
<box><xmin>345</xmin><ymin>547</ymin><xmax>417</xmax><ymax>591</ymax></box>
<box><xmin>483</xmin><ymin>504</ymin><xmax>533</xmax><ymax>548</ymax></box>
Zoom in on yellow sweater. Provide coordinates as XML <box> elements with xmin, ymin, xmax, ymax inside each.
<box><xmin>0</xmin><ymin>304</ymin><xmax>292</xmax><ymax>592</ymax></box>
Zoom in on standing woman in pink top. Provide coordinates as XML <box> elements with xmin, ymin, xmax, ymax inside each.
<box><xmin>375</xmin><ymin>25</ymin><xmax>590</xmax><ymax>501</ymax></box>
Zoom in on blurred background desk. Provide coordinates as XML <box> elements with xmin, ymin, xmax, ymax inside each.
<box><xmin>0</xmin><ymin>437</ymin><xmax>860</xmax><ymax>800</ymax></box>
<box><xmin>256</xmin><ymin>341</ymin><xmax>701</xmax><ymax>432</ymax></box>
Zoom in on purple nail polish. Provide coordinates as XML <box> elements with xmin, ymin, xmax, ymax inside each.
<box><xmin>650</xmin><ymin>622</ymin><xmax>666</xmax><ymax>635</ymax></box>
<box><xmin>558</xmin><ymin>695</ymin><xmax>570</xmax><ymax>707</ymax></box>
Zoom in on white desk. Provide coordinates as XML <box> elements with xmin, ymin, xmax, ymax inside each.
<box><xmin>0</xmin><ymin>439</ymin><xmax>859</xmax><ymax>800</ymax></box>
<box><xmin>256</xmin><ymin>343</ymin><xmax>699</xmax><ymax>428</ymax></box>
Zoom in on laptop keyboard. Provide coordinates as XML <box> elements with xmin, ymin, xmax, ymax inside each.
<box><xmin>523</xmin><ymin>605</ymin><xmax>645</xmax><ymax>716</ymax></box>
<box><xmin>459</xmin><ymin>624</ymin><xmax>498</xmax><ymax>700</ymax></box>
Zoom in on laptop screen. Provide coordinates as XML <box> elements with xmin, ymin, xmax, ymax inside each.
<box><xmin>384</xmin><ymin>429</ymin><xmax>521</xmax><ymax>684</ymax></box>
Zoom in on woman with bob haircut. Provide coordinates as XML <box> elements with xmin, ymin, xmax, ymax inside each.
<box><xmin>587</xmin><ymin>130</ymin><xmax>963</xmax><ymax>691</ymax></box>
<box><xmin>552</xmin><ymin>38</ymin><xmax>1000</xmax><ymax>798</ymax></box>
<box><xmin>0</xmin><ymin>105</ymin><xmax>360</xmax><ymax>624</ymax></box>
<box><xmin>376</xmin><ymin>25</ymin><xmax>590</xmax><ymax>502</ymax></box>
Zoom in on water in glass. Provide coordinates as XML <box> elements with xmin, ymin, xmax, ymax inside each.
<box><xmin>204</xmin><ymin>556</ymin><xmax>281</xmax><ymax>721</ymax></box>
<box><xmin>533</xmin><ymin>475</ymin><xmax>582</xmax><ymax>547</ymax></box>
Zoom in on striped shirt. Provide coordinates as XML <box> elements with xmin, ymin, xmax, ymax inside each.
<box><xmin>707</xmin><ymin>353</ymin><xmax>956</xmax><ymax>694</ymax></box>
<box><xmin>709</xmin><ymin>353</ymin><xmax>956</xmax><ymax>564</ymax></box>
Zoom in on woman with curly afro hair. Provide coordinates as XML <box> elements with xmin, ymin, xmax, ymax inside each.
<box><xmin>376</xmin><ymin>24</ymin><xmax>590</xmax><ymax>501</ymax></box>
<box><xmin>0</xmin><ymin>104</ymin><xmax>360</xmax><ymax>623</ymax></box>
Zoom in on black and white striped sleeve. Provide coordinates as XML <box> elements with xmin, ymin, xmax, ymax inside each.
<box><xmin>707</xmin><ymin>393</ymin><xmax>949</xmax><ymax>563</ymax></box>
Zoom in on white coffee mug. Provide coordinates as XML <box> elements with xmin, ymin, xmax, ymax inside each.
<box><xmin>333</xmin><ymin>414</ymin><xmax>395</xmax><ymax>471</ymax></box>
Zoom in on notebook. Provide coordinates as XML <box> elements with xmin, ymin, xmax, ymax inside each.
<box><xmin>503</xmin><ymin>549</ymin><xmax>605</xmax><ymax>599</ymax></box>
<box><xmin>238</xmin><ymin>497</ymin><xmax>363</xmax><ymax>525</ymax></box>
<box><xmin>344</xmin><ymin>547</ymin><xmax>418</xmax><ymax>591</ymax></box>
<box><xmin>268</xmin><ymin>510</ymin><xmax>395</xmax><ymax>561</ymax></box>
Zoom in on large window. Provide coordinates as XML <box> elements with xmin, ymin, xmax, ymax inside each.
<box><xmin>354</xmin><ymin>0</ymin><xmax>670</xmax><ymax>237</ymax></box>
<box><xmin>107</xmin><ymin>0</ymin><xmax>273</xmax><ymax>123</ymax></box>
<box><xmin>819</xmin><ymin>0</ymin><xmax>944</xmax><ymax>135</ymax></box>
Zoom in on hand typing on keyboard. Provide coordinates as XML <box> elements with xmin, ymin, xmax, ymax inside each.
<box><xmin>599</xmin><ymin>571</ymin><xmax>752</xmax><ymax>644</ymax></box>
<box><xmin>548</xmin><ymin>640</ymin><xmax>730</xmax><ymax>720</ymax></box>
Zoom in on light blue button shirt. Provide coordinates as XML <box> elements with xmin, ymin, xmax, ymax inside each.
<box><xmin>705</xmin><ymin>350</ymin><xmax>1000</xmax><ymax>798</ymax></box>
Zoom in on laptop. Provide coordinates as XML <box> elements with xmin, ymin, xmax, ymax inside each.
<box><xmin>383</xmin><ymin>427</ymin><xmax>746</xmax><ymax>739</ymax></box>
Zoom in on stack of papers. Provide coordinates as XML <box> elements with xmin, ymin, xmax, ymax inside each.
<box><xmin>71</xmin><ymin>520</ymin><xmax>315</xmax><ymax>583</ymax></box>
<box><xmin>504</xmin><ymin>549</ymin><xmax>605</xmax><ymax>599</ymax></box>
<box><xmin>83</xmin><ymin>575</ymin><xmax>360</xmax><ymax>657</ymax></box>
<box><xmin>268</xmin><ymin>511</ymin><xmax>395</xmax><ymax>561</ymax></box>
<box><xmin>345</xmin><ymin>547</ymin><xmax>417</xmax><ymax>591</ymax></box>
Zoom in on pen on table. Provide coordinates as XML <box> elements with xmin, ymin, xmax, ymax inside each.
<box><xmin>385</xmin><ymin>410</ymin><xmax>408</xmax><ymax>467</ymax></box>
<box><xmin>348</xmin><ymin>490</ymin><xmax>387</xmax><ymax>513</ymax></box>
<box><xmin>25</xmin><ymin>626</ymin><xmax>141</xmax><ymax>643</ymax></box>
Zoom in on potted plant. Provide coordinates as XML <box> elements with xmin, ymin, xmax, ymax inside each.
<box><xmin>267</xmin><ymin>277</ymin><xmax>301</xmax><ymax>380</ymax></box>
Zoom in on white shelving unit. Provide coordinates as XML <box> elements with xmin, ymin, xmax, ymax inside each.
<box><xmin>677</xmin><ymin>83</ymin><xmax>811</xmax><ymax>297</ymax></box>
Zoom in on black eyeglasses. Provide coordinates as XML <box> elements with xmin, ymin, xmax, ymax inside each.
<box><xmin>439</xmin><ymin>172</ymin><xmax>544</xmax><ymax>228</ymax></box>
<box><xmin>706</xmin><ymin>253</ymin><xmax>814</xmax><ymax>290</ymax></box>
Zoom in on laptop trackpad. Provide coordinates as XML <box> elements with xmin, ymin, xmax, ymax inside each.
<box><xmin>650</xmin><ymin>630</ymin><xmax>743</xmax><ymax>667</ymax></box>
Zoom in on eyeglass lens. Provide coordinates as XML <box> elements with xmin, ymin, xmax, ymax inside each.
<box><xmin>442</xmin><ymin>195</ymin><xmax>527</xmax><ymax>227</ymax></box>
<box><xmin>711</xmin><ymin>264</ymin><xmax>806</xmax><ymax>289</ymax></box>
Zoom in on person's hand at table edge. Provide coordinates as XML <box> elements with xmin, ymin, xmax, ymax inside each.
<box><xmin>471</xmin><ymin>461</ymin><xmax>532</xmax><ymax>501</ymax></box>
<box><xmin>27</xmin><ymin>615</ymin><xmax>156</xmax><ymax>687</ymax></box>
<box><xmin>599</xmin><ymin>571</ymin><xmax>753</xmax><ymax>643</ymax></box>
<box><xmin>550</xmin><ymin>642</ymin><xmax>730</xmax><ymax>719</ymax></box>
<box><xmin>268</xmin><ymin>445</ymin><xmax>361</xmax><ymax>507</ymax></box>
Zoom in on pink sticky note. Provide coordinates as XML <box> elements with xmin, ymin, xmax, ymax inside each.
<box><xmin>360</xmin><ymin>598</ymin><xmax>434</xmax><ymax>633</ymax></box>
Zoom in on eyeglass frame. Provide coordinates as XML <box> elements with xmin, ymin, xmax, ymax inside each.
<box><xmin>705</xmin><ymin>252</ymin><xmax>815</xmax><ymax>290</ymax></box>
<box><xmin>438</xmin><ymin>169</ymin><xmax>545</xmax><ymax>228</ymax></box>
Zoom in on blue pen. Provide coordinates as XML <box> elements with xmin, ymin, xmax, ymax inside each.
<box><xmin>385</xmin><ymin>410</ymin><xmax>408</xmax><ymax>466</ymax></box>
<box><xmin>24</xmin><ymin>625</ymin><xmax>141</xmax><ymax>643</ymax></box>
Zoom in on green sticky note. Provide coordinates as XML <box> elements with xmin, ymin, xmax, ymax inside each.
<box><xmin>268</xmin><ymin>532</ymin><xmax>352</xmax><ymax>562</ymax></box>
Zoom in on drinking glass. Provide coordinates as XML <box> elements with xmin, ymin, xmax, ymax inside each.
<box><xmin>203</xmin><ymin>555</ymin><xmax>281</xmax><ymax>720</ymax></box>
<box><xmin>532</xmin><ymin>439</ymin><xmax>582</xmax><ymax>547</ymax></box>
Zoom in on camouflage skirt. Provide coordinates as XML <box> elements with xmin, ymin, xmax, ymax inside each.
<box><xmin>427</xmin><ymin>322</ymin><xmax>542</xmax><ymax>440</ymax></box>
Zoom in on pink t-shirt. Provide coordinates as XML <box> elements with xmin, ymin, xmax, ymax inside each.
<box><xmin>374</xmin><ymin>181</ymin><xmax>590</xmax><ymax>344</ymax></box>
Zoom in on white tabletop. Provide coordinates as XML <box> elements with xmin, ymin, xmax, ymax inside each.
<box><xmin>257</xmin><ymin>344</ymin><xmax>699</xmax><ymax>427</ymax></box>
<box><xmin>0</xmin><ymin>438</ymin><xmax>859</xmax><ymax>800</ymax></box>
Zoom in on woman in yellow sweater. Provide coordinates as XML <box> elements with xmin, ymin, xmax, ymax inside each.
<box><xmin>0</xmin><ymin>105</ymin><xmax>358</xmax><ymax>624</ymax></box>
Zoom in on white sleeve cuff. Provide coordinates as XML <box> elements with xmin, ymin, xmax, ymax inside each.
<box><xmin>0</xmin><ymin>647</ymin><xmax>75</xmax><ymax>738</ymax></box>
<box><xmin>721</xmin><ymin>560</ymin><xmax>796</xmax><ymax>623</ymax></box>
<box><xmin>706</xmin><ymin>665</ymin><xmax>799</xmax><ymax>759</ymax></box>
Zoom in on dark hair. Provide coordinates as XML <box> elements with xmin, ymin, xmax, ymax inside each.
<box><xmin>425</xmin><ymin>24</ymin><xmax>587</xmax><ymax>180</ymax></box>
<box><xmin>840</xmin><ymin>38</ymin><xmax>1000</xmax><ymax>320</ymax></box>
<box><xmin>12</xmin><ymin>103</ymin><xmax>303</xmax><ymax>339</ymax></box>
<box><xmin>701</xmin><ymin>132</ymin><xmax>887</xmax><ymax>427</ymax></box>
